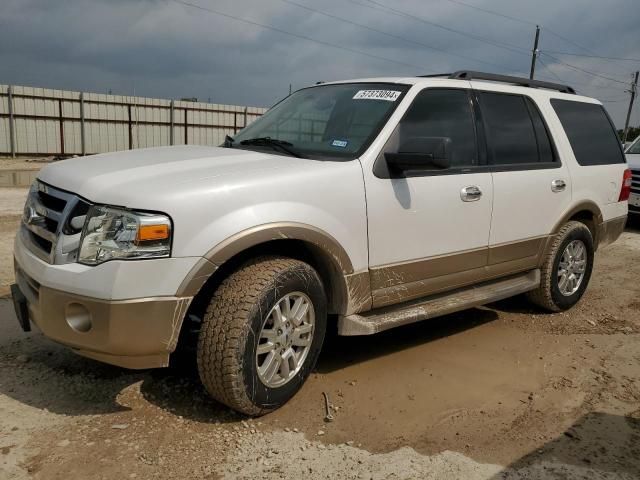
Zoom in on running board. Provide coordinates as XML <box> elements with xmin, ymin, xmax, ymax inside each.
<box><xmin>338</xmin><ymin>269</ymin><xmax>540</xmax><ymax>336</ymax></box>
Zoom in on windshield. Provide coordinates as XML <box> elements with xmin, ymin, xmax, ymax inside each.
<box><xmin>230</xmin><ymin>83</ymin><xmax>410</xmax><ymax>159</ymax></box>
<box><xmin>627</xmin><ymin>136</ymin><xmax>640</xmax><ymax>154</ymax></box>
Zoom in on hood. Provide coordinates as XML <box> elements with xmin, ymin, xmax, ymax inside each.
<box><xmin>37</xmin><ymin>145</ymin><xmax>305</xmax><ymax>206</ymax></box>
<box><xmin>626</xmin><ymin>152</ymin><xmax>640</xmax><ymax>169</ymax></box>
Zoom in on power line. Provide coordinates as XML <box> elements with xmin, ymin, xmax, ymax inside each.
<box><xmin>538</xmin><ymin>58</ymin><xmax>629</xmax><ymax>80</ymax></box>
<box><xmin>541</xmin><ymin>51</ymin><xmax>640</xmax><ymax>63</ymax></box>
<box><xmin>170</xmin><ymin>0</ymin><xmax>424</xmax><ymax>71</ymax></box>
<box><xmin>344</xmin><ymin>0</ymin><xmax>531</xmax><ymax>59</ymax></box>
<box><xmin>277</xmin><ymin>0</ymin><xmax>516</xmax><ymax>71</ymax></box>
<box><xmin>440</xmin><ymin>0</ymin><xmax>534</xmax><ymax>27</ymax></box>
<box><xmin>541</xmin><ymin>27</ymin><xmax>599</xmax><ymax>57</ymax></box>
<box><xmin>535</xmin><ymin>59</ymin><xmax>628</xmax><ymax>97</ymax></box>
<box><xmin>541</xmin><ymin>53</ymin><xmax>630</xmax><ymax>86</ymax></box>
<box><xmin>536</xmin><ymin>55</ymin><xmax>566</xmax><ymax>84</ymax></box>
<box><xmin>439</xmin><ymin>0</ymin><xmax>619</xmax><ymax>65</ymax></box>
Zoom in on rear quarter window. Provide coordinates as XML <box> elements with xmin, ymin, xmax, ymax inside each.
<box><xmin>551</xmin><ymin>99</ymin><xmax>625</xmax><ymax>166</ymax></box>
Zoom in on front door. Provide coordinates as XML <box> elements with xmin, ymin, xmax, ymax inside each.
<box><xmin>364</xmin><ymin>87</ymin><xmax>494</xmax><ymax>308</ymax></box>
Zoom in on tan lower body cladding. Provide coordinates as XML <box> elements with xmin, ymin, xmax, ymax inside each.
<box><xmin>596</xmin><ymin>215</ymin><xmax>626</xmax><ymax>249</ymax></box>
<box><xmin>369</xmin><ymin>236</ymin><xmax>548</xmax><ymax>308</ymax></box>
<box><xmin>367</xmin><ymin>214</ymin><xmax>627</xmax><ymax>309</ymax></box>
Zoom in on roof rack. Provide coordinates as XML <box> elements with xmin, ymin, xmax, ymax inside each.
<box><xmin>417</xmin><ymin>73</ymin><xmax>452</xmax><ymax>78</ymax></box>
<box><xmin>448</xmin><ymin>71</ymin><xmax>576</xmax><ymax>94</ymax></box>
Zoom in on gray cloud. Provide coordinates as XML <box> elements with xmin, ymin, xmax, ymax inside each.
<box><xmin>1</xmin><ymin>0</ymin><xmax>638</xmax><ymax>126</ymax></box>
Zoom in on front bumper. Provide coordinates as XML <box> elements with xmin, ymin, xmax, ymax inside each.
<box><xmin>13</xmin><ymin>265</ymin><xmax>191</xmax><ymax>369</ymax></box>
<box><xmin>12</xmin><ymin>232</ymin><xmax>195</xmax><ymax>369</ymax></box>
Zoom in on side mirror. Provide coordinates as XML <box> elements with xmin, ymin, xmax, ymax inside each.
<box><xmin>385</xmin><ymin>137</ymin><xmax>452</xmax><ymax>172</ymax></box>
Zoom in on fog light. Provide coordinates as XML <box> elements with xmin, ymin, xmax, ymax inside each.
<box><xmin>65</xmin><ymin>303</ymin><xmax>92</xmax><ymax>333</ymax></box>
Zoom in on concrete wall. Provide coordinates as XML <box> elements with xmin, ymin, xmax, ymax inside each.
<box><xmin>0</xmin><ymin>84</ymin><xmax>267</xmax><ymax>157</ymax></box>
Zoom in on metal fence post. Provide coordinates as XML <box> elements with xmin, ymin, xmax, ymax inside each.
<box><xmin>58</xmin><ymin>99</ymin><xmax>65</xmax><ymax>156</ymax></box>
<box><xmin>169</xmin><ymin>100</ymin><xmax>175</xmax><ymax>145</ymax></box>
<box><xmin>8</xmin><ymin>86</ymin><xmax>16</xmax><ymax>158</ymax></box>
<box><xmin>127</xmin><ymin>104</ymin><xmax>133</xmax><ymax>150</ymax></box>
<box><xmin>79</xmin><ymin>92</ymin><xmax>86</xmax><ymax>155</ymax></box>
<box><xmin>184</xmin><ymin>107</ymin><xmax>188</xmax><ymax>145</ymax></box>
<box><xmin>244</xmin><ymin>106</ymin><xmax>248</xmax><ymax>128</ymax></box>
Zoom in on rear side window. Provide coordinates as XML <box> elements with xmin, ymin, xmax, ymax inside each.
<box><xmin>478</xmin><ymin>92</ymin><xmax>541</xmax><ymax>165</ymax></box>
<box><xmin>551</xmin><ymin>99</ymin><xmax>625</xmax><ymax>166</ymax></box>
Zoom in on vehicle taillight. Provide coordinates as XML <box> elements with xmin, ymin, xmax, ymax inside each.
<box><xmin>619</xmin><ymin>168</ymin><xmax>632</xmax><ymax>202</ymax></box>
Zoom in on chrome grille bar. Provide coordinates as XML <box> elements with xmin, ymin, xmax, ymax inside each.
<box><xmin>632</xmin><ymin>170</ymin><xmax>640</xmax><ymax>194</ymax></box>
<box><xmin>21</xmin><ymin>180</ymin><xmax>88</xmax><ymax>264</ymax></box>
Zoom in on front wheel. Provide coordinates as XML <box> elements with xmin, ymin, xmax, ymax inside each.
<box><xmin>197</xmin><ymin>256</ymin><xmax>327</xmax><ymax>416</ymax></box>
<box><xmin>527</xmin><ymin>221</ymin><xmax>594</xmax><ymax>312</ymax></box>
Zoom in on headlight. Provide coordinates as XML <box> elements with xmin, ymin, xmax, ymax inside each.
<box><xmin>78</xmin><ymin>206</ymin><xmax>172</xmax><ymax>265</ymax></box>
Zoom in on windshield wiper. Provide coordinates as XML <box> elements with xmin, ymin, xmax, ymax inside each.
<box><xmin>239</xmin><ymin>137</ymin><xmax>305</xmax><ymax>158</ymax></box>
<box><xmin>223</xmin><ymin>135</ymin><xmax>235</xmax><ymax>148</ymax></box>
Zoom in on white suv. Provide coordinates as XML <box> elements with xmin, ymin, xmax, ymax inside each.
<box><xmin>11</xmin><ymin>71</ymin><xmax>630</xmax><ymax>415</ymax></box>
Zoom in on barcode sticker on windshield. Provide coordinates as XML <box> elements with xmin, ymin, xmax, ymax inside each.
<box><xmin>353</xmin><ymin>90</ymin><xmax>401</xmax><ymax>101</ymax></box>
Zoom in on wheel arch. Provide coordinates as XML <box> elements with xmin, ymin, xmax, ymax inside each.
<box><xmin>177</xmin><ymin>223</ymin><xmax>371</xmax><ymax>318</ymax></box>
<box><xmin>551</xmin><ymin>201</ymin><xmax>603</xmax><ymax>250</ymax></box>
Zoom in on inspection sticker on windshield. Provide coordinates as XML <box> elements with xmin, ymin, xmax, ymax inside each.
<box><xmin>330</xmin><ymin>139</ymin><xmax>348</xmax><ymax>148</ymax></box>
<box><xmin>353</xmin><ymin>90</ymin><xmax>401</xmax><ymax>101</ymax></box>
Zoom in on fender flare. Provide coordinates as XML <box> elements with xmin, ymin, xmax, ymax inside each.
<box><xmin>176</xmin><ymin>222</ymin><xmax>371</xmax><ymax>315</ymax></box>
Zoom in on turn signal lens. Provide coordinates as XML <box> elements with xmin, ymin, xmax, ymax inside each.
<box><xmin>137</xmin><ymin>224</ymin><xmax>170</xmax><ymax>242</ymax></box>
<box><xmin>619</xmin><ymin>168</ymin><xmax>632</xmax><ymax>202</ymax></box>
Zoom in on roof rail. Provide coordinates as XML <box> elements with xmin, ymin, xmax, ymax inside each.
<box><xmin>448</xmin><ymin>70</ymin><xmax>576</xmax><ymax>94</ymax></box>
<box><xmin>417</xmin><ymin>73</ymin><xmax>452</xmax><ymax>78</ymax></box>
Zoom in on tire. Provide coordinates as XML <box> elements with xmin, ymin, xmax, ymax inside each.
<box><xmin>197</xmin><ymin>256</ymin><xmax>327</xmax><ymax>416</ymax></box>
<box><xmin>527</xmin><ymin>221</ymin><xmax>594</xmax><ymax>312</ymax></box>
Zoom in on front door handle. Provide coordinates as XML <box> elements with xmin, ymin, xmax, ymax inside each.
<box><xmin>461</xmin><ymin>185</ymin><xmax>482</xmax><ymax>202</ymax></box>
<box><xmin>551</xmin><ymin>179</ymin><xmax>567</xmax><ymax>192</ymax></box>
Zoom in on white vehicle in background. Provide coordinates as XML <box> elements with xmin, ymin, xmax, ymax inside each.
<box><xmin>625</xmin><ymin>136</ymin><xmax>640</xmax><ymax>215</ymax></box>
<box><xmin>11</xmin><ymin>71</ymin><xmax>630</xmax><ymax>415</ymax></box>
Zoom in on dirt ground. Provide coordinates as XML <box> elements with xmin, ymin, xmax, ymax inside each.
<box><xmin>1</xmin><ymin>184</ymin><xmax>639</xmax><ymax>478</ymax></box>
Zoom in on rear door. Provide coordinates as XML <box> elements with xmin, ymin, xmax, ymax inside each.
<box><xmin>473</xmin><ymin>87</ymin><xmax>572</xmax><ymax>272</ymax></box>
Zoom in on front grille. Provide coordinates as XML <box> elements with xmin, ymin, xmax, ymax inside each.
<box><xmin>631</xmin><ymin>169</ymin><xmax>640</xmax><ymax>195</ymax></box>
<box><xmin>21</xmin><ymin>181</ymin><xmax>89</xmax><ymax>264</ymax></box>
<box><xmin>37</xmin><ymin>190</ymin><xmax>68</xmax><ymax>212</ymax></box>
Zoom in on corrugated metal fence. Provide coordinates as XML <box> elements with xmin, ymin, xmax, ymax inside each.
<box><xmin>0</xmin><ymin>84</ymin><xmax>267</xmax><ymax>157</ymax></box>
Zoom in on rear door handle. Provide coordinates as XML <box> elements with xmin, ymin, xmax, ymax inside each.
<box><xmin>551</xmin><ymin>179</ymin><xmax>567</xmax><ymax>192</ymax></box>
<box><xmin>461</xmin><ymin>185</ymin><xmax>482</xmax><ymax>202</ymax></box>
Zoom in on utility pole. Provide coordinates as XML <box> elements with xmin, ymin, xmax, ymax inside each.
<box><xmin>529</xmin><ymin>25</ymin><xmax>540</xmax><ymax>80</ymax></box>
<box><xmin>622</xmin><ymin>71</ymin><xmax>639</xmax><ymax>144</ymax></box>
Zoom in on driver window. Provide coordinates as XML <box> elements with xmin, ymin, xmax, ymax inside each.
<box><xmin>399</xmin><ymin>89</ymin><xmax>478</xmax><ymax>167</ymax></box>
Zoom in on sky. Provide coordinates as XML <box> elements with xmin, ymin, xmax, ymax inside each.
<box><xmin>1</xmin><ymin>0</ymin><xmax>639</xmax><ymax>127</ymax></box>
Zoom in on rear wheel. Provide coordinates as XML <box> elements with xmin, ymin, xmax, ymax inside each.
<box><xmin>197</xmin><ymin>256</ymin><xmax>326</xmax><ymax>415</ymax></box>
<box><xmin>527</xmin><ymin>221</ymin><xmax>594</xmax><ymax>312</ymax></box>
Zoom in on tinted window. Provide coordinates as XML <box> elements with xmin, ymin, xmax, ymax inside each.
<box><xmin>551</xmin><ymin>99</ymin><xmax>624</xmax><ymax>166</ymax></box>
<box><xmin>478</xmin><ymin>92</ymin><xmax>539</xmax><ymax>165</ymax></box>
<box><xmin>398</xmin><ymin>89</ymin><xmax>477</xmax><ymax>167</ymax></box>
<box><xmin>525</xmin><ymin>98</ymin><xmax>555</xmax><ymax>163</ymax></box>
<box><xmin>233</xmin><ymin>83</ymin><xmax>409</xmax><ymax>159</ymax></box>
